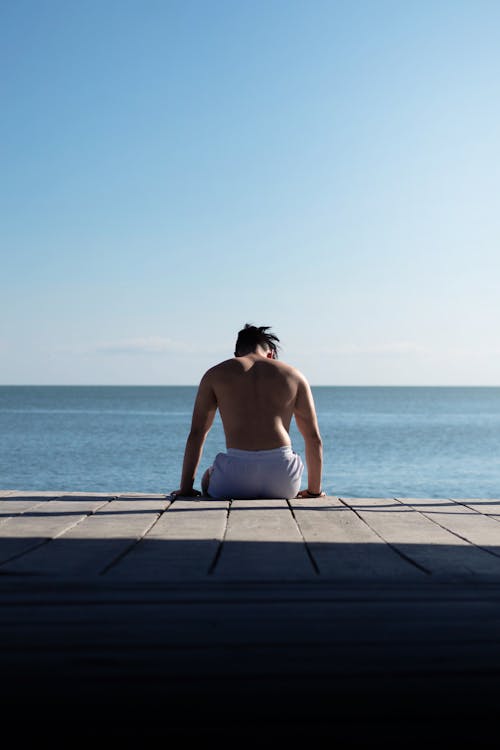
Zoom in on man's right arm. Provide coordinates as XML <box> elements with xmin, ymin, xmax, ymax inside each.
<box><xmin>293</xmin><ymin>375</ymin><xmax>324</xmax><ymax>496</ymax></box>
<box><xmin>172</xmin><ymin>371</ymin><xmax>217</xmax><ymax>496</ymax></box>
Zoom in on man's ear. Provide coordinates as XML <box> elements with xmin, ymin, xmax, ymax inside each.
<box><xmin>266</xmin><ymin>351</ymin><xmax>273</xmax><ymax>359</ymax></box>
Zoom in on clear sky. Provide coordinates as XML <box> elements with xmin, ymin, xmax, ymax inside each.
<box><xmin>2</xmin><ymin>0</ymin><xmax>500</xmax><ymax>385</ymax></box>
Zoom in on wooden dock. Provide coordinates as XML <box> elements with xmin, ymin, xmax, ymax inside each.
<box><xmin>2</xmin><ymin>490</ymin><xmax>500</xmax><ymax>743</ymax></box>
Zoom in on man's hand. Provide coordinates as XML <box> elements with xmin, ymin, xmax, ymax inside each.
<box><xmin>296</xmin><ymin>489</ymin><xmax>326</xmax><ymax>498</ymax></box>
<box><xmin>168</xmin><ymin>488</ymin><xmax>202</xmax><ymax>499</ymax></box>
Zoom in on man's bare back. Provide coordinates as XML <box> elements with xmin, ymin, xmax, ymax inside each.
<box><xmin>203</xmin><ymin>354</ymin><xmax>302</xmax><ymax>450</ymax></box>
<box><xmin>170</xmin><ymin>324</ymin><xmax>325</xmax><ymax>500</ymax></box>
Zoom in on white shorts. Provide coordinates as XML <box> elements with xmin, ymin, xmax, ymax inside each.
<box><xmin>206</xmin><ymin>445</ymin><xmax>304</xmax><ymax>500</ymax></box>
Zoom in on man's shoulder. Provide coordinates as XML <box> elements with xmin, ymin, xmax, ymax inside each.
<box><xmin>200</xmin><ymin>357</ymin><xmax>308</xmax><ymax>385</ymax></box>
<box><xmin>201</xmin><ymin>358</ymin><xmax>236</xmax><ymax>381</ymax></box>
<box><xmin>274</xmin><ymin>359</ymin><xmax>307</xmax><ymax>381</ymax></box>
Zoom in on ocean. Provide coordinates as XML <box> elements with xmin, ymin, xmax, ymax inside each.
<box><xmin>0</xmin><ymin>386</ymin><xmax>499</xmax><ymax>498</ymax></box>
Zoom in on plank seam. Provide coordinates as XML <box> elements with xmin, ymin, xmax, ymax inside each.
<box><xmin>98</xmin><ymin>499</ymin><xmax>172</xmax><ymax>575</ymax></box>
<box><xmin>0</xmin><ymin>497</ymin><xmax>115</xmax><ymax>569</ymax></box>
<box><xmin>338</xmin><ymin>498</ymin><xmax>431</xmax><ymax>575</ymax></box>
<box><xmin>398</xmin><ymin>497</ymin><xmax>500</xmax><ymax>560</ymax></box>
<box><xmin>286</xmin><ymin>499</ymin><xmax>320</xmax><ymax>574</ymax></box>
<box><xmin>208</xmin><ymin>500</ymin><xmax>231</xmax><ymax>574</ymax></box>
<box><xmin>0</xmin><ymin>541</ymin><xmax>49</xmax><ymax>570</ymax></box>
<box><xmin>458</xmin><ymin>499</ymin><xmax>500</xmax><ymax>524</ymax></box>
<box><xmin>0</xmin><ymin>498</ymin><xmax>56</xmax><ymax>528</ymax></box>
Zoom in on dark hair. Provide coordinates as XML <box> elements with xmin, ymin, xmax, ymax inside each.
<box><xmin>234</xmin><ymin>323</ymin><xmax>280</xmax><ymax>358</ymax></box>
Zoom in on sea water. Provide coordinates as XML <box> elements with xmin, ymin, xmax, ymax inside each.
<box><xmin>0</xmin><ymin>386</ymin><xmax>499</xmax><ymax>498</ymax></box>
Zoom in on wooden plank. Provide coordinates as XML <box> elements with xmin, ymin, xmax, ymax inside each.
<box><xmin>3</xmin><ymin>583</ymin><xmax>500</xmax><ymax>702</ymax></box>
<box><xmin>114</xmin><ymin>492</ymin><xmax>167</xmax><ymax>498</ymax></box>
<box><xmin>0</xmin><ymin>496</ymin><xmax>167</xmax><ymax>576</ymax></box>
<box><xmin>4</xmin><ymin>588</ymin><xmax>500</xmax><ymax>647</ymax></box>
<box><xmin>399</xmin><ymin>497</ymin><xmax>500</xmax><ymax>555</ymax></box>
<box><xmin>0</xmin><ymin>495</ymin><xmax>55</xmax><ymax>525</ymax></box>
<box><xmin>2</xmin><ymin>492</ymin><xmax>500</xmax><ymax>582</ymax></box>
<box><xmin>3</xmin><ymin>625</ymin><xmax>500</xmax><ymax>681</ymax></box>
<box><xmin>341</xmin><ymin>497</ymin><xmax>500</xmax><ymax>579</ymax></box>
<box><xmin>290</xmin><ymin>496</ymin><xmax>426</xmax><ymax>580</ymax></box>
<box><xmin>459</xmin><ymin>499</ymin><xmax>500</xmax><ymax>517</ymax></box>
<box><xmin>105</xmin><ymin>498</ymin><xmax>229</xmax><ymax>580</ymax></box>
<box><xmin>1</xmin><ymin>491</ymin><xmax>68</xmax><ymax>496</ymax></box>
<box><xmin>0</xmin><ymin>496</ymin><xmax>112</xmax><ymax>565</ymax></box>
<box><xmin>212</xmin><ymin>498</ymin><xmax>316</xmax><ymax>580</ymax></box>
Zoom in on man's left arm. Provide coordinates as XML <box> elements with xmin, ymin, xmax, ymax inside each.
<box><xmin>172</xmin><ymin>373</ymin><xmax>217</xmax><ymax>496</ymax></box>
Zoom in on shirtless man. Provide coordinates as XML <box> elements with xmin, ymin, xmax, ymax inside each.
<box><xmin>170</xmin><ymin>324</ymin><xmax>325</xmax><ymax>500</ymax></box>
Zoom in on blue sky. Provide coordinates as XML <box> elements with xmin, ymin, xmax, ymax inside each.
<box><xmin>2</xmin><ymin>0</ymin><xmax>500</xmax><ymax>385</ymax></box>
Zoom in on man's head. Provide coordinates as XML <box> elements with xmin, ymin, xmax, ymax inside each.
<box><xmin>234</xmin><ymin>323</ymin><xmax>280</xmax><ymax>359</ymax></box>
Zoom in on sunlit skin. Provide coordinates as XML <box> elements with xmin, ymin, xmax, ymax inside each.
<box><xmin>170</xmin><ymin>344</ymin><xmax>325</xmax><ymax>499</ymax></box>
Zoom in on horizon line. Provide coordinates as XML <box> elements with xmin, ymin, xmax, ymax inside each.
<box><xmin>1</xmin><ymin>383</ymin><xmax>499</xmax><ymax>388</ymax></box>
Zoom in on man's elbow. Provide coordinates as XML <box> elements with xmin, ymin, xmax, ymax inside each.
<box><xmin>188</xmin><ymin>426</ymin><xmax>209</xmax><ymax>443</ymax></box>
<box><xmin>305</xmin><ymin>432</ymin><xmax>322</xmax><ymax>449</ymax></box>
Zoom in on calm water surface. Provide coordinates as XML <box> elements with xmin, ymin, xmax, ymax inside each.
<box><xmin>1</xmin><ymin>386</ymin><xmax>499</xmax><ymax>498</ymax></box>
